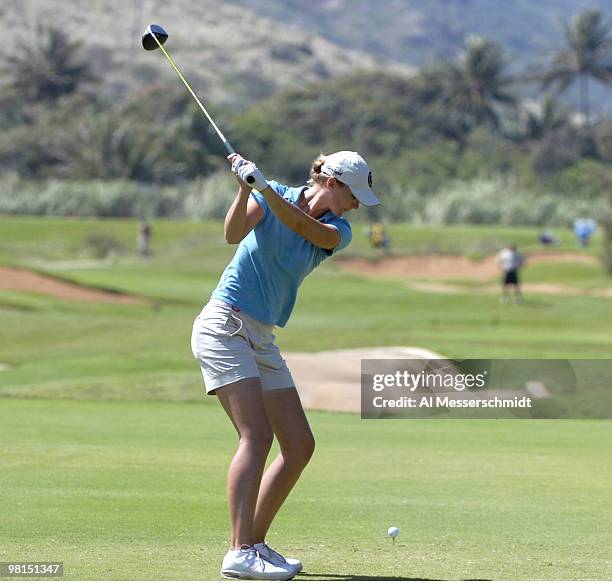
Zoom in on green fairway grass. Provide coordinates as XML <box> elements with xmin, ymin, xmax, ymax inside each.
<box><xmin>3</xmin><ymin>267</ymin><xmax>612</xmax><ymax>402</ymax></box>
<box><xmin>1</xmin><ymin>399</ymin><xmax>610</xmax><ymax>581</ymax></box>
<box><xmin>1</xmin><ymin>215</ymin><xmax>611</xmax><ymax>580</ymax></box>
<box><xmin>0</xmin><ymin>215</ymin><xmax>603</xmax><ymax>266</ymax></box>
<box><xmin>1</xmin><ymin>216</ymin><xmax>612</xmax><ymax>401</ymax></box>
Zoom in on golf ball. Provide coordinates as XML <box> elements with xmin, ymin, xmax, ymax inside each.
<box><xmin>388</xmin><ymin>526</ymin><xmax>400</xmax><ymax>538</ymax></box>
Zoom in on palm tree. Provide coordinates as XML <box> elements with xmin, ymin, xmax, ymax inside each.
<box><xmin>538</xmin><ymin>10</ymin><xmax>612</xmax><ymax>126</ymax></box>
<box><xmin>7</xmin><ymin>25</ymin><xmax>93</xmax><ymax>104</ymax></box>
<box><xmin>442</xmin><ymin>36</ymin><xmax>516</xmax><ymax>130</ymax></box>
<box><xmin>525</xmin><ymin>95</ymin><xmax>568</xmax><ymax>140</ymax></box>
<box><xmin>419</xmin><ymin>36</ymin><xmax>515</xmax><ymax>152</ymax></box>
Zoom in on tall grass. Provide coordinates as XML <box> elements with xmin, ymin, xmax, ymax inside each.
<box><xmin>0</xmin><ymin>172</ymin><xmax>238</xmax><ymax>220</ymax></box>
<box><xmin>182</xmin><ymin>172</ymin><xmax>238</xmax><ymax>220</ymax></box>
<box><xmin>0</xmin><ymin>172</ymin><xmax>607</xmax><ymax>227</ymax></box>
<box><xmin>0</xmin><ymin>172</ymin><xmax>169</xmax><ymax>217</ymax></box>
<box><xmin>381</xmin><ymin>176</ymin><xmax>607</xmax><ymax>227</ymax></box>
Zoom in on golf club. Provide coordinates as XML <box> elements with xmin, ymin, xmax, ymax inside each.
<box><xmin>142</xmin><ymin>24</ymin><xmax>255</xmax><ymax>182</ymax></box>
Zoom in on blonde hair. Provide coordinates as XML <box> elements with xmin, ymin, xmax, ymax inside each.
<box><xmin>308</xmin><ymin>154</ymin><xmax>330</xmax><ymax>186</ymax></box>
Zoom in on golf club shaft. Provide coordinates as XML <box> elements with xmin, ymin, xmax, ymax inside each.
<box><xmin>151</xmin><ymin>33</ymin><xmax>235</xmax><ymax>155</ymax></box>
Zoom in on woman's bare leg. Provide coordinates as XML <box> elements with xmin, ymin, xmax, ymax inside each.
<box><xmin>216</xmin><ymin>377</ymin><xmax>273</xmax><ymax>549</ymax></box>
<box><xmin>252</xmin><ymin>387</ymin><xmax>315</xmax><ymax>543</ymax></box>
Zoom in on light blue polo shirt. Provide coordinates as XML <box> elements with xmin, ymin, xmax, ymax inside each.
<box><xmin>211</xmin><ymin>181</ymin><xmax>352</xmax><ymax>327</ymax></box>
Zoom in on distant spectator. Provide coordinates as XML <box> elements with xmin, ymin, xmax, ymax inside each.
<box><xmin>496</xmin><ymin>243</ymin><xmax>525</xmax><ymax>303</ymax></box>
<box><xmin>539</xmin><ymin>229</ymin><xmax>558</xmax><ymax>246</ymax></box>
<box><xmin>138</xmin><ymin>219</ymin><xmax>152</xmax><ymax>257</ymax></box>
<box><xmin>368</xmin><ymin>222</ymin><xmax>390</xmax><ymax>251</ymax></box>
<box><xmin>574</xmin><ymin>218</ymin><xmax>596</xmax><ymax>247</ymax></box>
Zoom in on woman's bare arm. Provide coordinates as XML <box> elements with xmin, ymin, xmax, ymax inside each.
<box><xmin>224</xmin><ymin>185</ymin><xmax>264</xmax><ymax>244</ymax></box>
<box><xmin>258</xmin><ymin>185</ymin><xmax>340</xmax><ymax>250</ymax></box>
<box><xmin>227</xmin><ymin>153</ymin><xmax>340</xmax><ymax>250</ymax></box>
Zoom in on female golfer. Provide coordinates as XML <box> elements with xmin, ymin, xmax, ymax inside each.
<box><xmin>191</xmin><ymin>151</ymin><xmax>380</xmax><ymax>580</ymax></box>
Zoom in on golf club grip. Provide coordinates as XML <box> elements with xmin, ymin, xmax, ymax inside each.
<box><xmin>246</xmin><ymin>176</ymin><xmax>255</xmax><ymax>184</ymax></box>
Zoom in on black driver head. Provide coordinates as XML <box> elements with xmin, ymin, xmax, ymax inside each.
<box><xmin>142</xmin><ymin>24</ymin><xmax>168</xmax><ymax>51</ymax></box>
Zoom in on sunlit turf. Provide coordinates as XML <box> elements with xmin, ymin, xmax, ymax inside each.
<box><xmin>1</xmin><ymin>215</ymin><xmax>611</xmax><ymax>580</ymax></box>
<box><xmin>0</xmin><ymin>215</ymin><xmax>602</xmax><ymax>265</ymax></box>
<box><xmin>1</xmin><ymin>216</ymin><xmax>612</xmax><ymax>401</ymax></box>
<box><xmin>1</xmin><ymin>399</ymin><xmax>610</xmax><ymax>581</ymax></box>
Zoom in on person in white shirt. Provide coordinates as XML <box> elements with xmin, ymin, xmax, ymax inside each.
<box><xmin>496</xmin><ymin>243</ymin><xmax>525</xmax><ymax>303</ymax></box>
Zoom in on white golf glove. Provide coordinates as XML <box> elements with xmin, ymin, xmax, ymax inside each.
<box><xmin>231</xmin><ymin>155</ymin><xmax>268</xmax><ymax>191</ymax></box>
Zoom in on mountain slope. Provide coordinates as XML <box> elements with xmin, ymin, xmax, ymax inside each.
<box><xmin>0</xmin><ymin>0</ymin><xmax>410</xmax><ymax>108</ymax></box>
<box><xmin>227</xmin><ymin>0</ymin><xmax>612</xmax><ymax>66</ymax></box>
<box><xmin>226</xmin><ymin>0</ymin><xmax>612</xmax><ymax>112</ymax></box>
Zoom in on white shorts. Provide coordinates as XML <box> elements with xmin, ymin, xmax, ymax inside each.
<box><xmin>191</xmin><ymin>299</ymin><xmax>295</xmax><ymax>394</ymax></box>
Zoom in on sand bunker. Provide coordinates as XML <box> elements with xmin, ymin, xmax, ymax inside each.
<box><xmin>407</xmin><ymin>281</ymin><xmax>612</xmax><ymax>298</ymax></box>
<box><xmin>336</xmin><ymin>251</ymin><xmax>599</xmax><ymax>280</ymax></box>
<box><xmin>287</xmin><ymin>347</ymin><xmax>570</xmax><ymax>413</ymax></box>
<box><xmin>286</xmin><ymin>347</ymin><xmax>444</xmax><ymax>412</ymax></box>
<box><xmin>0</xmin><ymin>267</ymin><xmax>145</xmax><ymax>304</ymax></box>
<box><xmin>2</xmin><ymin>252</ymin><xmax>601</xmax><ymax>304</ymax></box>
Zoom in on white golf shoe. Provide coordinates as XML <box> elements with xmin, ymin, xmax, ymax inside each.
<box><xmin>253</xmin><ymin>542</ymin><xmax>302</xmax><ymax>574</ymax></box>
<box><xmin>221</xmin><ymin>545</ymin><xmax>295</xmax><ymax>580</ymax></box>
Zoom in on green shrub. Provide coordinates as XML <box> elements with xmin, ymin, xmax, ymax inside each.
<box><xmin>596</xmin><ymin>120</ymin><xmax>612</xmax><ymax>162</ymax></box>
<box><xmin>85</xmin><ymin>232</ymin><xmax>126</xmax><ymax>258</ymax></box>
<box><xmin>544</xmin><ymin>159</ymin><xmax>612</xmax><ymax>199</ymax></box>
